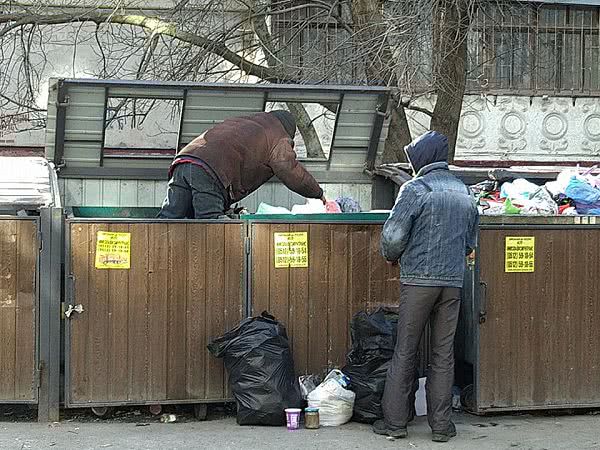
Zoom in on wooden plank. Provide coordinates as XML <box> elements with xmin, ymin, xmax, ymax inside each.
<box><xmin>289</xmin><ymin>224</ymin><xmax>310</xmax><ymax>375</ymax></box>
<box><xmin>349</xmin><ymin>225</ymin><xmax>369</xmax><ymax>317</ymax></box>
<box><xmin>0</xmin><ymin>220</ymin><xmax>17</xmax><ymax>399</ymax></box>
<box><xmin>147</xmin><ymin>223</ymin><xmax>168</xmax><ymax>401</ymax></box>
<box><xmin>128</xmin><ymin>223</ymin><xmax>149</xmax><ymax>401</ymax></box>
<box><xmin>69</xmin><ymin>222</ymin><xmax>90</xmax><ymax>402</ymax></box>
<box><xmin>307</xmin><ymin>224</ymin><xmax>329</xmax><ymax>376</ymax></box>
<box><xmin>14</xmin><ymin>220</ymin><xmax>37</xmax><ymax>400</ymax></box>
<box><xmin>186</xmin><ymin>224</ymin><xmax>207</xmax><ymax>399</ymax></box>
<box><xmin>167</xmin><ymin>224</ymin><xmax>188</xmax><ymax>400</ymax></box>
<box><xmin>223</xmin><ymin>224</ymin><xmax>244</xmax><ymax>397</ymax></box>
<box><xmin>107</xmin><ymin>223</ymin><xmax>130</xmax><ymax>401</ymax></box>
<box><xmin>269</xmin><ymin>224</ymin><xmax>290</xmax><ymax>329</ymax></box>
<box><xmin>328</xmin><ymin>225</ymin><xmax>349</xmax><ymax>369</ymax></box>
<box><xmin>88</xmin><ymin>223</ymin><xmax>110</xmax><ymax>401</ymax></box>
<box><xmin>205</xmin><ymin>224</ymin><xmax>226</xmax><ymax>399</ymax></box>
<box><xmin>368</xmin><ymin>225</ymin><xmax>388</xmax><ymax>310</ymax></box>
<box><xmin>251</xmin><ymin>224</ymin><xmax>271</xmax><ymax>315</ymax></box>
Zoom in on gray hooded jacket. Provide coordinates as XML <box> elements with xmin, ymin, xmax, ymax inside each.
<box><xmin>381</xmin><ymin>131</ymin><xmax>479</xmax><ymax>288</ymax></box>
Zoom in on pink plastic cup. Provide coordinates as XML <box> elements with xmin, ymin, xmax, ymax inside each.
<box><xmin>285</xmin><ymin>408</ymin><xmax>301</xmax><ymax>431</ymax></box>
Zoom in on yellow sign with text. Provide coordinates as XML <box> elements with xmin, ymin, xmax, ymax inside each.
<box><xmin>274</xmin><ymin>232</ymin><xmax>308</xmax><ymax>268</ymax></box>
<box><xmin>505</xmin><ymin>236</ymin><xmax>535</xmax><ymax>273</ymax></box>
<box><xmin>95</xmin><ymin>231</ymin><xmax>131</xmax><ymax>269</ymax></box>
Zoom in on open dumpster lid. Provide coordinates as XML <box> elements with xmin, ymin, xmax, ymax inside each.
<box><xmin>0</xmin><ymin>157</ymin><xmax>61</xmax><ymax>210</ymax></box>
<box><xmin>45</xmin><ymin>79</ymin><xmax>391</xmax><ymax>183</ymax></box>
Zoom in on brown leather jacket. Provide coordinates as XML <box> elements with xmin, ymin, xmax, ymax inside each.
<box><xmin>177</xmin><ymin>112</ymin><xmax>323</xmax><ymax>204</ymax></box>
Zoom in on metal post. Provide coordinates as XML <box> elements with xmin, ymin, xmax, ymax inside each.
<box><xmin>38</xmin><ymin>207</ymin><xmax>63</xmax><ymax>422</ymax></box>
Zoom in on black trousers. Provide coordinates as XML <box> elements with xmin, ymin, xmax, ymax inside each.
<box><xmin>158</xmin><ymin>163</ymin><xmax>229</xmax><ymax>219</ymax></box>
<box><xmin>382</xmin><ymin>284</ymin><xmax>461</xmax><ymax>433</ymax></box>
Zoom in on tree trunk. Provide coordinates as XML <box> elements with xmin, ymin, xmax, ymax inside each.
<box><xmin>351</xmin><ymin>0</ymin><xmax>412</xmax><ymax>164</ymax></box>
<box><xmin>286</xmin><ymin>102</ymin><xmax>324</xmax><ymax>158</ymax></box>
<box><xmin>430</xmin><ymin>0</ymin><xmax>470</xmax><ymax>162</ymax></box>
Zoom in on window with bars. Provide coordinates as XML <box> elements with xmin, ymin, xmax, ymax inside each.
<box><xmin>468</xmin><ymin>3</ymin><xmax>600</xmax><ymax>94</ymax></box>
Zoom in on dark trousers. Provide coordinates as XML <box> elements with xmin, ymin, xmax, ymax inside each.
<box><xmin>158</xmin><ymin>163</ymin><xmax>229</xmax><ymax>219</ymax></box>
<box><xmin>382</xmin><ymin>285</ymin><xmax>461</xmax><ymax>433</ymax></box>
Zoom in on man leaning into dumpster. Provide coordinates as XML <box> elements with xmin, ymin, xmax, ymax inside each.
<box><xmin>373</xmin><ymin>131</ymin><xmax>478</xmax><ymax>443</ymax></box>
<box><xmin>158</xmin><ymin>110</ymin><xmax>326</xmax><ymax>219</ymax></box>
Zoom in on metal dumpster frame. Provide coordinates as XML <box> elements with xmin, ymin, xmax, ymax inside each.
<box><xmin>465</xmin><ymin>218</ymin><xmax>600</xmax><ymax>414</ymax></box>
<box><xmin>63</xmin><ymin>218</ymin><xmax>246</xmax><ymax>409</ymax></box>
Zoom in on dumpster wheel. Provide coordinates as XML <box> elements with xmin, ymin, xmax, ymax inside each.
<box><xmin>194</xmin><ymin>404</ymin><xmax>208</xmax><ymax>421</ymax></box>
<box><xmin>91</xmin><ymin>406</ymin><xmax>115</xmax><ymax>418</ymax></box>
<box><xmin>461</xmin><ymin>384</ymin><xmax>475</xmax><ymax>412</ymax></box>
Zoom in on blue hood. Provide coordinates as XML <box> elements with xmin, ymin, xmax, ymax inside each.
<box><xmin>404</xmin><ymin>131</ymin><xmax>449</xmax><ymax>175</ymax></box>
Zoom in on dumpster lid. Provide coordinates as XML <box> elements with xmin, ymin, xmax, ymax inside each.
<box><xmin>45</xmin><ymin>79</ymin><xmax>391</xmax><ymax>182</ymax></box>
<box><xmin>0</xmin><ymin>157</ymin><xmax>61</xmax><ymax>209</ymax></box>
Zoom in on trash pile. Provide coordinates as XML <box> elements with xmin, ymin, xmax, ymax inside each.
<box><xmin>207</xmin><ymin>312</ymin><xmax>302</xmax><ymax>426</ymax></box>
<box><xmin>256</xmin><ymin>196</ymin><xmax>362</xmax><ymax>215</ymax></box>
<box><xmin>341</xmin><ymin>309</ymin><xmax>418</xmax><ymax>424</ymax></box>
<box><xmin>307</xmin><ymin>369</ymin><xmax>356</xmax><ymax>427</ymax></box>
<box><xmin>472</xmin><ymin>167</ymin><xmax>600</xmax><ymax>216</ymax></box>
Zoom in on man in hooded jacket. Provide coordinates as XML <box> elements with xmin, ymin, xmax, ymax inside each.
<box><xmin>373</xmin><ymin>131</ymin><xmax>478</xmax><ymax>442</ymax></box>
<box><xmin>158</xmin><ymin>110</ymin><xmax>325</xmax><ymax>219</ymax></box>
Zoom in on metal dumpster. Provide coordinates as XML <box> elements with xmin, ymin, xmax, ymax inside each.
<box><xmin>461</xmin><ymin>216</ymin><xmax>600</xmax><ymax>413</ymax></box>
<box><xmin>0</xmin><ymin>157</ymin><xmax>63</xmax><ymax>422</ymax></box>
<box><xmin>64</xmin><ymin>214</ymin><xmax>245</xmax><ymax>410</ymax></box>
<box><xmin>246</xmin><ymin>213</ymin><xmax>430</xmax><ymax>377</ymax></box>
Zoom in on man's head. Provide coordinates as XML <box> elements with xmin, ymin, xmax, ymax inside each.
<box><xmin>270</xmin><ymin>110</ymin><xmax>297</xmax><ymax>139</ymax></box>
<box><xmin>404</xmin><ymin>131</ymin><xmax>449</xmax><ymax>175</ymax></box>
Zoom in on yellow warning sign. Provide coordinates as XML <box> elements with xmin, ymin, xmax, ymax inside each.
<box><xmin>95</xmin><ymin>231</ymin><xmax>131</xmax><ymax>269</ymax></box>
<box><xmin>274</xmin><ymin>232</ymin><xmax>308</xmax><ymax>268</ymax></box>
<box><xmin>505</xmin><ymin>237</ymin><xmax>535</xmax><ymax>273</ymax></box>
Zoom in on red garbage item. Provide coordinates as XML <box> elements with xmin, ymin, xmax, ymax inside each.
<box><xmin>325</xmin><ymin>201</ymin><xmax>342</xmax><ymax>213</ymax></box>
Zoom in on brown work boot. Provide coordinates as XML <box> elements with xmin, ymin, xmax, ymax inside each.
<box><xmin>432</xmin><ymin>421</ymin><xmax>457</xmax><ymax>442</ymax></box>
<box><xmin>372</xmin><ymin>419</ymin><xmax>408</xmax><ymax>439</ymax></box>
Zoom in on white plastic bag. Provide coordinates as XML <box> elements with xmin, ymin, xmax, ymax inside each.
<box><xmin>299</xmin><ymin>375</ymin><xmax>320</xmax><ymax>400</ymax></box>
<box><xmin>415</xmin><ymin>377</ymin><xmax>427</xmax><ymax>416</ymax></box>
<box><xmin>307</xmin><ymin>371</ymin><xmax>355</xmax><ymax>426</ymax></box>
<box><xmin>291</xmin><ymin>199</ymin><xmax>326</xmax><ymax>214</ymax></box>
<box><xmin>256</xmin><ymin>202</ymin><xmax>291</xmax><ymax>214</ymax></box>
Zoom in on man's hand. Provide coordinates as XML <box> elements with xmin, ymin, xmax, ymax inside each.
<box><xmin>386</xmin><ymin>260</ymin><xmax>399</xmax><ymax>266</ymax></box>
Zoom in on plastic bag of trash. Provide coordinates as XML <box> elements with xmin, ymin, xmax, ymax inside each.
<box><xmin>299</xmin><ymin>374</ymin><xmax>321</xmax><ymax>400</ymax></box>
<box><xmin>256</xmin><ymin>202</ymin><xmax>291</xmax><ymax>215</ymax></box>
<box><xmin>335</xmin><ymin>196</ymin><xmax>362</xmax><ymax>213</ymax></box>
<box><xmin>207</xmin><ymin>312</ymin><xmax>302</xmax><ymax>426</ymax></box>
<box><xmin>565</xmin><ymin>177</ymin><xmax>600</xmax><ymax>215</ymax></box>
<box><xmin>307</xmin><ymin>370</ymin><xmax>356</xmax><ymax>426</ymax></box>
<box><xmin>500</xmin><ymin>178</ymin><xmax>540</xmax><ymax>203</ymax></box>
<box><xmin>521</xmin><ymin>187</ymin><xmax>558</xmax><ymax>215</ymax></box>
<box><xmin>291</xmin><ymin>198</ymin><xmax>326</xmax><ymax>214</ymax></box>
<box><xmin>341</xmin><ymin>309</ymin><xmax>418</xmax><ymax>424</ymax></box>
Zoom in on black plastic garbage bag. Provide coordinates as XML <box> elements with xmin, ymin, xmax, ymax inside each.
<box><xmin>342</xmin><ymin>308</ymin><xmax>417</xmax><ymax>423</ymax></box>
<box><xmin>207</xmin><ymin>312</ymin><xmax>302</xmax><ymax>426</ymax></box>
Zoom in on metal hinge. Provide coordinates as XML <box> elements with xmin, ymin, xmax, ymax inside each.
<box><xmin>65</xmin><ymin>304</ymin><xmax>84</xmax><ymax>318</ymax></box>
<box><xmin>244</xmin><ymin>237</ymin><xmax>251</xmax><ymax>255</ymax></box>
<box><xmin>37</xmin><ymin>230</ymin><xmax>43</xmax><ymax>252</ymax></box>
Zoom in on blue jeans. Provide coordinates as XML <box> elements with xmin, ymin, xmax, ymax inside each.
<box><xmin>158</xmin><ymin>163</ymin><xmax>229</xmax><ymax>219</ymax></box>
